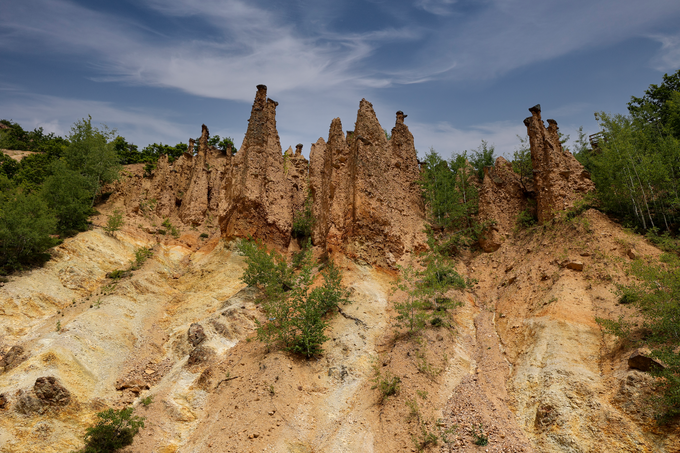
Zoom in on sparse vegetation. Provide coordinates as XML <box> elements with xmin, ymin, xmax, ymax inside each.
<box><xmin>371</xmin><ymin>364</ymin><xmax>401</xmax><ymax>404</ymax></box>
<box><xmin>161</xmin><ymin>218</ymin><xmax>179</xmax><ymax>238</ymax></box>
<box><xmin>104</xmin><ymin>209</ymin><xmax>124</xmax><ymax>235</ymax></box>
<box><xmin>596</xmin><ymin>254</ymin><xmax>680</xmax><ymax>423</ymax></box>
<box><xmin>238</xmin><ymin>238</ymin><xmax>350</xmax><ymax>358</ymax></box>
<box><xmin>73</xmin><ymin>407</ymin><xmax>145</xmax><ymax>453</ymax></box>
<box><xmin>472</xmin><ymin>423</ymin><xmax>489</xmax><ymax>446</ymax></box>
<box><xmin>292</xmin><ymin>192</ymin><xmax>315</xmax><ymax>245</ymax></box>
<box><xmin>140</xmin><ymin>395</ymin><xmax>153</xmax><ymax>407</ymax></box>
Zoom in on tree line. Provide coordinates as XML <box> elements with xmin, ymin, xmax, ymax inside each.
<box><xmin>0</xmin><ymin>117</ymin><xmax>237</xmax><ymax>274</ymax></box>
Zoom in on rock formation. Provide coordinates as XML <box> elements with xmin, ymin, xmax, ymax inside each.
<box><xmin>308</xmin><ymin>101</ymin><xmax>425</xmax><ymax>267</ymax></box>
<box><xmin>478</xmin><ymin>157</ymin><xmax>531</xmax><ymax>251</ymax></box>
<box><xmin>218</xmin><ymin>85</ymin><xmax>295</xmax><ymax>249</ymax></box>
<box><xmin>216</xmin><ymin>87</ymin><xmax>425</xmax><ymax>266</ymax></box>
<box><xmin>524</xmin><ymin>104</ymin><xmax>595</xmax><ymax>222</ymax></box>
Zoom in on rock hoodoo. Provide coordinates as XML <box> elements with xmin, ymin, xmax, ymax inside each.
<box><xmin>524</xmin><ymin>104</ymin><xmax>595</xmax><ymax>222</ymax></box>
<box><xmin>308</xmin><ymin>100</ymin><xmax>425</xmax><ymax>267</ymax></box>
<box><xmin>218</xmin><ymin>85</ymin><xmax>298</xmax><ymax>249</ymax></box>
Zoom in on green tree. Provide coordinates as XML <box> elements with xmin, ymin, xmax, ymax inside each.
<box><xmin>208</xmin><ymin>134</ymin><xmax>236</xmax><ymax>155</ymax></box>
<box><xmin>628</xmin><ymin>69</ymin><xmax>680</xmax><ymax>137</ymax></box>
<box><xmin>420</xmin><ymin>149</ymin><xmax>478</xmax><ymax>232</ymax></box>
<box><xmin>63</xmin><ymin>116</ymin><xmax>121</xmax><ymax>206</ymax></box>
<box><xmin>0</xmin><ymin>180</ymin><xmax>58</xmax><ymax>273</ymax></box>
<box><xmin>75</xmin><ymin>407</ymin><xmax>145</xmax><ymax>453</ymax></box>
<box><xmin>112</xmin><ymin>136</ymin><xmax>141</xmax><ymax>165</ymax></box>
<box><xmin>14</xmin><ymin>152</ymin><xmax>58</xmax><ymax>191</ymax></box>
<box><xmin>0</xmin><ymin>152</ymin><xmax>19</xmax><ymax>179</ymax></box>
<box><xmin>41</xmin><ymin>161</ymin><xmax>93</xmax><ymax>235</ymax></box>
<box><xmin>469</xmin><ymin>140</ymin><xmax>495</xmax><ymax>181</ymax></box>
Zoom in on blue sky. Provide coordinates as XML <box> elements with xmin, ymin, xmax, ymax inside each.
<box><xmin>1</xmin><ymin>0</ymin><xmax>679</xmax><ymax>159</ymax></box>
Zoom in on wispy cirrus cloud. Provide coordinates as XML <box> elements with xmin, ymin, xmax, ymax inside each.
<box><xmin>650</xmin><ymin>33</ymin><xmax>680</xmax><ymax>72</ymax></box>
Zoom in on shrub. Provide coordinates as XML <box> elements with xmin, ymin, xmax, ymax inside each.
<box><xmin>0</xmin><ymin>184</ymin><xmax>59</xmax><ymax>273</ymax></box>
<box><xmin>238</xmin><ymin>239</ymin><xmax>349</xmax><ymax>357</ymax></box>
<box><xmin>74</xmin><ymin>407</ymin><xmax>145</xmax><ymax>453</ymax></box>
<box><xmin>371</xmin><ymin>369</ymin><xmax>401</xmax><ymax>403</ymax></box>
<box><xmin>292</xmin><ymin>194</ymin><xmax>314</xmax><ymax>244</ymax></box>
<box><xmin>104</xmin><ymin>210</ymin><xmax>124</xmax><ymax>235</ymax></box>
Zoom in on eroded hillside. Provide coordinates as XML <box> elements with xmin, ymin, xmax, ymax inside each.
<box><xmin>1</xmin><ymin>91</ymin><xmax>678</xmax><ymax>453</ymax></box>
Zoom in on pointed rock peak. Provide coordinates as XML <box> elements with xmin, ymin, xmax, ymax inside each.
<box><xmin>284</xmin><ymin>146</ymin><xmax>293</xmax><ymax>156</ymax></box>
<box><xmin>196</xmin><ymin>124</ymin><xmax>209</xmax><ymax>157</ymax></box>
<box><xmin>295</xmin><ymin>144</ymin><xmax>303</xmax><ymax>156</ymax></box>
<box><xmin>328</xmin><ymin>118</ymin><xmax>345</xmax><ymax>144</ymax></box>
<box><xmin>354</xmin><ymin>98</ymin><xmax>386</xmax><ymax>146</ymax></box>
<box><xmin>188</xmin><ymin>138</ymin><xmax>195</xmax><ymax>155</ymax></box>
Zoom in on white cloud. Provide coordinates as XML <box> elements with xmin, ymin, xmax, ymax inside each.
<box><xmin>0</xmin><ymin>0</ymin><xmax>419</xmax><ymax>104</ymax></box>
<box><xmin>409</xmin><ymin>120</ymin><xmax>526</xmax><ymax>160</ymax></box>
<box><xmin>416</xmin><ymin>0</ymin><xmax>457</xmax><ymax>16</ymax></box>
<box><xmin>650</xmin><ymin>33</ymin><xmax>680</xmax><ymax>72</ymax></box>
<box><xmin>420</xmin><ymin>0</ymin><xmax>680</xmax><ymax>81</ymax></box>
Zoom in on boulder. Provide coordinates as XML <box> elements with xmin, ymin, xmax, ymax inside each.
<box><xmin>565</xmin><ymin>261</ymin><xmax>584</xmax><ymax>271</ymax></box>
<box><xmin>34</xmin><ymin>376</ymin><xmax>71</xmax><ymax>406</ymax></box>
<box><xmin>188</xmin><ymin>322</ymin><xmax>206</xmax><ymax>347</ymax></box>
<box><xmin>0</xmin><ymin>345</ymin><xmax>24</xmax><ymax>373</ymax></box>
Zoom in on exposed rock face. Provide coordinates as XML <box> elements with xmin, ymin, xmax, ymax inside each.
<box><xmin>478</xmin><ymin>157</ymin><xmax>532</xmax><ymax>251</ymax></box>
<box><xmin>309</xmin><ymin>101</ymin><xmax>426</xmax><ymax>267</ymax></box>
<box><xmin>218</xmin><ymin>85</ymin><xmax>293</xmax><ymax>249</ymax></box>
<box><xmin>188</xmin><ymin>323</ymin><xmax>206</xmax><ymax>347</ymax></box>
<box><xmin>524</xmin><ymin>104</ymin><xmax>595</xmax><ymax>222</ymax></box>
<box><xmin>179</xmin><ymin>125</ymin><xmax>211</xmax><ymax>225</ymax></box>
<box><xmin>34</xmin><ymin>376</ymin><xmax>71</xmax><ymax>406</ymax></box>
<box><xmin>0</xmin><ymin>345</ymin><xmax>24</xmax><ymax>373</ymax></box>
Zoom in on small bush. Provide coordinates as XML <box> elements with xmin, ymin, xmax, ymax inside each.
<box><xmin>140</xmin><ymin>396</ymin><xmax>153</xmax><ymax>407</ymax></box>
<box><xmin>74</xmin><ymin>407</ymin><xmax>145</xmax><ymax>453</ymax></box>
<box><xmin>239</xmin><ymin>238</ymin><xmax>350</xmax><ymax>358</ymax></box>
<box><xmin>104</xmin><ymin>210</ymin><xmax>124</xmax><ymax>235</ymax></box>
<box><xmin>472</xmin><ymin>424</ymin><xmax>488</xmax><ymax>446</ymax></box>
<box><xmin>143</xmin><ymin>162</ymin><xmax>156</xmax><ymax>177</ymax></box>
<box><xmin>106</xmin><ymin>269</ymin><xmax>131</xmax><ymax>280</ymax></box>
<box><xmin>371</xmin><ymin>370</ymin><xmax>401</xmax><ymax>404</ymax></box>
<box><xmin>292</xmin><ymin>195</ymin><xmax>315</xmax><ymax>244</ymax></box>
<box><xmin>515</xmin><ymin>207</ymin><xmax>537</xmax><ymax>230</ymax></box>
<box><xmin>199</xmin><ymin>233</ymin><xmax>209</xmax><ymax>239</ymax></box>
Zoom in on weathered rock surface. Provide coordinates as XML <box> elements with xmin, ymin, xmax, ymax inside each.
<box><xmin>478</xmin><ymin>156</ymin><xmax>532</xmax><ymax>250</ymax></box>
<box><xmin>309</xmin><ymin>102</ymin><xmax>426</xmax><ymax>267</ymax></box>
<box><xmin>218</xmin><ymin>85</ymin><xmax>295</xmax><ymax>249</ymax></box>
<box><xmin>0</xmin><ymin>344</ymin><xmax>25</xmax><ymax>373</ymax></box>
<box><xmin>524</xmin><ymin>104</ymin><xmax>595</xmax><ymax>222</ymax></box>
<box><xmin>188</xmin><ymin>322</ymin><xmax>206</xmax><ymax>347</ymax></box>
<box><xmin>34</xmin><ymin>376</ymin><xmax>71</xmax><ymax>406</ymax></box>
